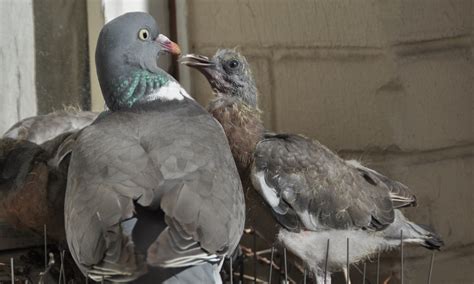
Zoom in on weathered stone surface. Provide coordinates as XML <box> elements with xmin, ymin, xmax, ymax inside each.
<box><xmin>188</xmin><ymin>0</ymin><xmax>472</xmax><ymax>49</ymax></box>
<box><xmin>0</xmin><ymin>0</ymin><xmax>37</xmax><ymax>135</ymax></box>
<box><xmin>379</xmin><ymin>0</ymin><xmax>472</xmax><ymax>44</ymax></box>
<box><xmin>273</xmin><ymin>48</ymin><xmax>472</xmax><ymax>151</ymax></box>
<box><xmin>34</xmin><ymin>0</ymin><xmax>90</xmax><ymax>113</ymax></box>
<box><xmin>188</xmin><ymin>0</ymin><xmax>386</xmax><ymax>48</ymax></box>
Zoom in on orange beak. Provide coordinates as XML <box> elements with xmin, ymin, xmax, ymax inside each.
<box><xmin>156</xmin><ymin>34</ymin><xmax>181</xmax><ymax>55</ymax></box>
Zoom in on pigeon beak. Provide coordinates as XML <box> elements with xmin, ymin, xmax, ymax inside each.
<box><xmin>180</xmin><ymin>54</ymin><xmax>217</xmax><ymax>79</ymax></box>
<box><xmin>156</xmin><ymin>34</ymin><xmax>181</xmax><ymax>55</ymax></box>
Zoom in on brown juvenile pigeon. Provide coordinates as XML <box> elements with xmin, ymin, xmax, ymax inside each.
<box><xmin>0</xmin><ymin>110</ymin><xmax>98</xmax><ymax>241</ymax></box>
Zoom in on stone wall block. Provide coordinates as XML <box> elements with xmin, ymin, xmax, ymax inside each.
<box><xmin>272</xmin><ymin>48</ymin><xmax>472</xmax><ymax>151</ymax></box>
<box><xmin>188</xmin><ymin>0</ymin><xmax>385</xmax><ymax>48</ymax></box>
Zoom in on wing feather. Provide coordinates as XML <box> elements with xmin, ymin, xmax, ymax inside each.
<box><xmin>65</xmin><ymin>104</ymin><xmax>244</xmax><ymax>281</ymax></box>
<box><xmin>252</xmin><ymin>134</ymin><xmax>395</xmax><ymax>232</ymax></box>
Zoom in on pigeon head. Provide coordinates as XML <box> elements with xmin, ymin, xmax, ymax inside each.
<box><xmin>181</xmin><ymin>49</ymin><xmax>257</xmax><ymax>107</ymax></box>
<box><xmin>96</xmin><ymin>12</ymin><xmax>181</xmax><ymax>111</ymax></box>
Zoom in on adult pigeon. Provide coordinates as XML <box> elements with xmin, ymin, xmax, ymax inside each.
<box><xmin>64</xmin><ymin>13</ymin><xmax>245</xmax><ymax>283</ymax></box>
<box><xmin>182</xmin><ymin>49</ymin><xmax>444</xmax><ymax>284</ymax></box>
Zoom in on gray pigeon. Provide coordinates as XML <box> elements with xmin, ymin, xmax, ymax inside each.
<box><xmin>64</xmin><ymin>13</ymin><xmax>245</xmax><ymax>283</ymax></box>
<box><xmin>182</xmin><ymin>50</ymin><xmax>444</xmax><ymax>284</ymax></box>
<box><xmin>3</xmin><ymin>109</ymin><xmax>98</xmax><ymax>144</ymax></box>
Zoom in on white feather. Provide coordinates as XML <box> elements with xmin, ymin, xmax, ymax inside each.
<box><xmin>147</xmin><ymin>81</ymin><xmax>194</xmax><ymax>102</ymax></box>
<box><xmin>252</xmin><ymin>170</ymin><xmax>280</xmax><ymax>208</ymax></box>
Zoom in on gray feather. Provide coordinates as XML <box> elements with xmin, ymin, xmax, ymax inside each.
<box><xmin>253</xmin><ymin>134</ymin><xmax>394</xmax><ymax>232</ymax></box>
<box><xmin>65</xmin><ymin>102</ymin><xmax>244</xmax><ymax>281</ymax></box>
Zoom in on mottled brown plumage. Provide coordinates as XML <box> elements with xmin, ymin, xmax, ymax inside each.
<box><xmin>0</xmin><ymin>136</ymin><xmax>75</xmax><ymax>242</ymax></box>
<box><xmin>208</xmin><ymin>96</ymin><xmax>264</xmax><ymax>177</ymax></box>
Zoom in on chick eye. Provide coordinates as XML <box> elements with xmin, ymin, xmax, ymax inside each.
<box><xmin>228</xmin><ymin>59</ymin><xmax>240</xmax><ymax>69</ymax></box>
<box><xmin>138</xmin><ymin>29</ymin><xmax>150</xmax><ymax>41</ymax></box>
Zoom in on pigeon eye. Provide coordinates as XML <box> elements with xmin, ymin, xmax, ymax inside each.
<box><xmin>228</xmin><ymin>59</ymin><xmax>240</xmax><ymax>69</ymax></box>
<box><xmin>138</xmin><ymin>29</ymin><xmax>150</xmax><ymax>41</ymax></box>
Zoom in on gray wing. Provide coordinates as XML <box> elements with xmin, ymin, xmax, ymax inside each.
<box><xmin>65</xmin><ymin>105</ymin><xmax>244</xmax><ymax>281</ymax></box>
<box><xmin>345</xmin><ymin>160</ymin><xmax>417</xmax><ymax>208</ymax></box>
<box><xmin>3</xmin><ymin>110</ymin><xmax>98</xmax><ymax>144</ymax></box>
<box><xmin>252</xmin><ymin>134</ymin><xmax>394</xmax><ymax>232</ymax></box>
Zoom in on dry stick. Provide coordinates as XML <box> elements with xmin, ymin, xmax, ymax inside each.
<box><xmin>376</xmin><ymin>251</ymin><xmax>381</xmax><ymax>284</ymax></box>
<box><xmin>283</xmin><ymin>247</ymin><xmax>288</xmax><ymax>284</ymax></box>
<box><xmin>427</xmin><ymin>252</ymin><xmax>435</xmax><ymax>284</ymax></box>
<box><xmin>324</xmin><ymin>239</ymin><xmax>330</xmax><ymax>284</ymax></box>
<box><xmin>241</xmin><ymin>244</ymin><xmax>297</xmax><ymax>284</ymax></box>
<box><xmin>362</xmin><ymin>262</ymin><xmax>367</xmax><ymax>284</ymax></box>
<box><xmin>232</xmin><ymin>272</ymin><xmax>267</xmax><ymax>283</ymax></box>
<box><xmin>269</xmin><ymin>246</ymin><xmax>274</xmax><ymax>283</ymax></box>
<box><xmin>346</xmin><ymin>238</ymin><xmax>350</xmax><ymax>284</ymax></box>
<box><xmin>400</xmin><ymin>230</ymin><xmax>404</xmax><ymax>284</ymax></box>
<box><xmin>10</xmin><ymin>258</ymin><xmax>14</xmax><ymax>284</ymax></box>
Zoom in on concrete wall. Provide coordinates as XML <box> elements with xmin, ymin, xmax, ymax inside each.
<box><xmin>184</xmin><ymin>0</ymin><xmax>473</xmax><ymax>283</ymax></box>
<box><xmin>0</xmin><ymin>0</ymin><xmax>37</xmax><ymax>135</ymax></box>
<box><xmin>0</xmin><ymin>0</ymin><xmax>91</xmax><ymax>250</ymax></box>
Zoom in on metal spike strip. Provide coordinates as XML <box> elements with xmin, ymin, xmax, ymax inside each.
<box><xmin>324</xmin><ymin>239</ymin><xmax>330</xmax><ymax>284</ymax></box>
<box><xmin>362</xmin><ymin>262</ymin><xmax>366</xmax><ymax>284</ymax></box>
<box><xmin>303</xmin><ymin>268</ymin><xmax>307</xmax><ymax>284</ymax></box>
<box><xmin>269</xmin><ymin>246</ymin><xmax>274</xmax><ymax>283</ymax></box>
<box><xmin>253</xmin><ymin>229</ymin><xmax>257</xmax><ymax>284</ymax></box>
<box><xmin>283</xmin><ymin>247</ymin><xmax>288</xmax><ymax>284</ymax></box>
<box><xmin>230</xmin><ymin>255</ymin><xmax>233</xmax><ymax>284</ymax></box>
<box><xmin>44</xmin><ymin>224</ymin><xmax>47</xmax><ymax>270</ymax></box>
<box><xmin>346</xmin><ymin>237</ymin><xmax>350</xmax><ymax>284</ymax></box>
<box><xmin>279</xmin><ymin>248</ymin><xmax>284</xmax><ymax>283</ymax></box>
<box><xmin>428</xmin><ymin>252</ymin><xmax>435</xmax><ymax>284</ymax></box>
<box><xmin>59</xmin><ymin>250</ymin><xmax>66</xmax><ymax>284</ymax></box>
<box><xmin>400</xmin><ymin>230</ymin><xmax>404</xmax><ymax>284</ymax></box>
<box><xmin>10</xmin><ymin>258</ymin><xmax>14</xmax><ymax>284</ymax></box>
<box><xmin>240</xmin><ymin>246</ymin><xmax>244</xmax><ymax>284</ymax></box>
<box><xmin>376</xmin><ymin>251</ymin><xmax>381</xmax><ymax>284</ymax></box>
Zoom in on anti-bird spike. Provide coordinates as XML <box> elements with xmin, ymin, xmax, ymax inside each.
<box><xmin>269</xmin><ymin>246</ymin><xmax>275</xmax><ymax>283</ymax></box>
<box><xmin>324</xmin><ymin>239</ymin><xmax>330</xmax><ymax>284</ymax></box>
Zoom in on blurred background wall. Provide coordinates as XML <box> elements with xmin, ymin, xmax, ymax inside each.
<box><xmin>186</xmin><ymin>1</ymin><xmax>473</xmax><ymax>283</ymax></box>
<box><xmin>0</xmin><ymin>0</ymin><xmax>472</xmax><ymax>283</ymax></box>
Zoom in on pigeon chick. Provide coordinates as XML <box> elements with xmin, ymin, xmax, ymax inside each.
<box><xmin>65</xmin><ymin>13</ymin><xmax>245</xmax><ymax>283</ymax></box>
<box><xmin>182</xmin><ymin>49</ymin><xmax>444</xmax><ymax>283</ymax></box>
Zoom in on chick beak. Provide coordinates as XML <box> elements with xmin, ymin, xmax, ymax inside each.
<box><xmin>180</xmin><ymin>54</ymin><xmax>217</xmax><ymax>80</ymax></box>
<box><xmin>156</xmin><ymin>34</ymin><xmax>181</xmax><ymax>55</ymax></box>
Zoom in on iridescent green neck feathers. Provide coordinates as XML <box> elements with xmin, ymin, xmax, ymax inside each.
<box><xmin>111</xmin><ymin>69</ymin><xmax>170</xmax><ymax>109</ymax></box>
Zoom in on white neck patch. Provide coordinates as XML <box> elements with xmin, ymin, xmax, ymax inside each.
<box><xmin>147</xmin><ymin>81</ymin><xmax>194</xmax><ymax>102</ymax></box>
